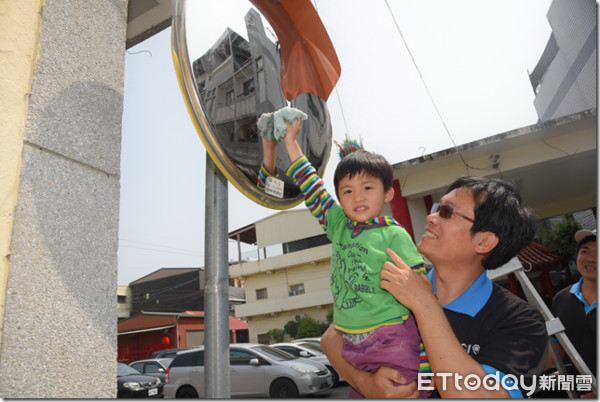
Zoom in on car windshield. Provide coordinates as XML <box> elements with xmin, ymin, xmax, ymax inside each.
<box><xmin>252</xmin><ymin>345</ymin><xmax>295</xmax><ymax>361</ymax></box>
<box><xmin>118</xmin><ymin>363</ymin><xmax>142</xmax><ymax>377</ymax></box>
<box><xmin>297</xmin><ymin>342</ymin><xmax>323</xmax><ymax>354</ymax></box>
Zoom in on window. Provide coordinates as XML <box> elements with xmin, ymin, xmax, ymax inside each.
<box><xmin>289</xmin><ymin>284</ymin><xmax>305</xmax><ymax>297</ymax></box>
<box><xmin>225</xmin><ymin>90</ymin><xmax>234</xmax><ymax>105</ymax></box>
<box><xmin>256</xmin><ymin>288</ymin><xmax>268</xmax><ymax>300</ymax></box>
<box><xmin>230</xmin><ymin>349</ymin><xmax>258</xmax><ymax>365</ymax></box>
<box><xmin>256</xmin><ymin>57</ymin><xmax>263</xmax><ymax>69</ymax></box>
<box><xmin>243</xmin><ymin>78</ymin><xmax>255</xmax><ymax>96</ymax></box>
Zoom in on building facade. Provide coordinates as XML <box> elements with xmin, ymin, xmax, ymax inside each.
<box><xmin>230</xmin><ymin>209</ymin><xmax>334</xmax><ymax>343</ymax></box>
<box><xmin>529</xmin><ymin>0</ymin><xmax>596</xmax><ymax>122</ymax></box>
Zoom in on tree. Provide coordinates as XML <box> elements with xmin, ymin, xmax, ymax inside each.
<box><xmin>284</xmin><ymin>319</ymin><xmax>300</xmax><ymax>338</ymax></box>
<box><xmin>296</xmin><ymin>316</ymin><xmax>329</xmax><ymax>339</ymax></box>
<box><xmin>542</xmin><ymin>218</ymin><xmax>582</xmax><ymax>263</ymax></box>
<box><xmin>266</xmin><ymin>328</ymin><xmax>284</xmax><ymax>343</ymax></box>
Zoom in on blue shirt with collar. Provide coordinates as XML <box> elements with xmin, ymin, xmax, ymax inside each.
<box><xmin>427</xmin><ymin>268</ymin><xmax>526</xmax><ymax>398</ymax></box>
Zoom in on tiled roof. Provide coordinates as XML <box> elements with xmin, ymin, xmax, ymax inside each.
<box><xmin>517</xmin><ymin>240</ymin><xmax>565</xmax><ymax>272</ymax></box>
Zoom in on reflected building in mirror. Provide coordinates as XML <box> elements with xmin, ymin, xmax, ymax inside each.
<box><xmin>190</xmin><ymin>7</ymin><xmax>331</xmax><ymax>200</ymax></box>
<box><xmin>192</xmin><ymin>8</ymin><xmax>287</xmax><ymax>189</ymax></box>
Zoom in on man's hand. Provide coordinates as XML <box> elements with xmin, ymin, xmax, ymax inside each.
<box><xmin>380</xmin><ymin>248</ymin><xmax>435</xmax><ymax>311</ymax></box>
<box><xmin>356</xmin><ymin>366</ymin><xmax>420</xmax><ymax>398</ymax></box>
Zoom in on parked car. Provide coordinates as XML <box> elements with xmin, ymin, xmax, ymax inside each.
<box><xmin>150</xmin><ymin>348</ymin><xmax>191</xmax><ymax>359</ymax></box>
<box><xmin>292</xmin><ymin>337</ymin><xmax>322</xmax><ymax>345</ymax></box>
<box><xmin>129</xmin><ymin>358</ymin><xmax>173</xmax><ymax>383</ymax></box>
<box><xmin>164</xmin><ymin>343</ymin><xmax>333</xmax><ymax>398</ymax></box>
<box><xmin>272</xmin><ymin>341</ymin><xmax>343</xmax><ymax>385</ymax></box>
<box><xmin>117</xmin><ymin>362</ymin><xmax>164</xmax><ymax>398</ymax></box>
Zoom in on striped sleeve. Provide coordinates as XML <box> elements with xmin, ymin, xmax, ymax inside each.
<box><xmin>257</xmin><ymin>163</ymin><xmax>276</xmax><ymax>191</ymax></box>
<box><xmin>411</xmin><ymin>263</ymin><xmax>427</xmax><ymax>275</ymax></box>
<box><xmin>286</xmin><ymin>156</ymin><xmax>335</xmax><ymax>233</ymax></box>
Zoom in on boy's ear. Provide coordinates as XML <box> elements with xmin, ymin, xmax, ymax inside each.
<box><xmin>384</xmin><ymin>187</ymin><xmax>395</xmax><ymax>203</ymax></box>
<box><xmin>474</xmin><ymin>231</ymin><xmax>499</xmax><ymax>255</ymax></box>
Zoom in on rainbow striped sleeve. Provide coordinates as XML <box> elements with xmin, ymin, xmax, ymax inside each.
<box><xmin>411</xmin><ymin>263</ymin><xmax>427</xmax><ymax>275</ymax></box>
<box><xmin>257</xmin><ymin>163</ymin><xmax>276</xmax><ymax>191</ymax></box>
<box><xmin>286</xmin><ymin>156</ymin><xmax>335</xmax><ymax>233</ymax></box>
<box><xmin>418</xmin><ymin>335</ymin><xmax>431</xmax><ymax>374</ymax></box>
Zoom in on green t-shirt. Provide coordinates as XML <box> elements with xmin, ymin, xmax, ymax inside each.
<box><xmin>327</xmin><ymin>204</ymin><xmax>424</xmax><ymax>332</ymax></box>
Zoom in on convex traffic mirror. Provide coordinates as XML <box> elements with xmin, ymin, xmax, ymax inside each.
<box><xmin>171</xmin><ymin>0</ymin><xmax>340</xmax><ymax>209</ymax></box>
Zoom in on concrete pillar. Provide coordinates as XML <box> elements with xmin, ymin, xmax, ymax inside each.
<box><xmin>0</xmin><ymin>0</ymin><xmax>127</xmax><ymax>397</ymax></box>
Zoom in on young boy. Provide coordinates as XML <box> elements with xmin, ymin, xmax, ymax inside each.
<box><xmin>259</xmin><ymin>118</ymin><xmax>429</xmax><ymax>398</ymax></box>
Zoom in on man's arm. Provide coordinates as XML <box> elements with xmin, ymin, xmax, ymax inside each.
<box><xmin>380</xmin><ymin>249</ymin><xmax>511</xmax><ymax>398</ymax></box>
<box><xmin>320</xmin><ymin>325</ymin><xmax>419</xmax><ymax>398</ymax></box>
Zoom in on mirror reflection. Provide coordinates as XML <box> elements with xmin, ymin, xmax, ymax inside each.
<box><xmin>173</xmin><ymin>0</ymin><xmax>334</xmax><ymax>208</ymax></box>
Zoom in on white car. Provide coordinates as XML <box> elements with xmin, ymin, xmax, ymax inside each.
<box><xmin>272</xmin><ymin>341</ymin><xmax>344</xmax><ymax>385</ymax></box>
<box><xmin>163</xmin><ymin>343</ymin><xmax>332</xmax><ymax>398</ymax></box>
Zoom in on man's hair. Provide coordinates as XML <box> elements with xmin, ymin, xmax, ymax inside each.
<box><xmin>333</xmin><ymin>149</ymin><xmax>393</xmax><ymax>198</ymax></box>
<box><xmin>577</xmin><ymin>235</ymin><xmax>596</xmax><ymax>254</ymax></box>
<box><xmin>446</xmin><ymin>176</ymin><xmax>535</xmax><ymax>270</ymax></box>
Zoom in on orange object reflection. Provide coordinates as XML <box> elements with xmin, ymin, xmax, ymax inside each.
<box><xmin>249</xmin><ymin>0</ymin><xmax>341</xmax><ymax>101</ymax></box>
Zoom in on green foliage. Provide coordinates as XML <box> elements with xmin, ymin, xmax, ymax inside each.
<box><xmin>296</xmin><ymin>316</ymin><xmax>329</xmax><ymax>339</ymax></box>
<box><xmin>542</xmin><ymin>219</ymin><xmax>582</xmax><ymax>262</ymax></box>
<box><xmin>266</xmin><ymin>328</ymin><xmax>284</xmax><ymax>343</ymax></box>
<box><xmin>283</xmin><ymin>319</ymin><xmax>300</xmax><ymax>338</ymax></box>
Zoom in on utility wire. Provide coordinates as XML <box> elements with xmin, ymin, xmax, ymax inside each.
<box><xmin>384</xmin><ymin>1</ymin><xmax>497</xmax><ymax>173</ymax></box>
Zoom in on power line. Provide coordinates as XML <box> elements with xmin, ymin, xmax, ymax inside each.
<box><xmin>384</xmin><ymin>0</ymin><xmax>498</xmax><ymax>173</ymax></box>
<box><xmin>119</xmin><ymin>238</ymin><xmax>204</xmax><ymax>257</ymax></box>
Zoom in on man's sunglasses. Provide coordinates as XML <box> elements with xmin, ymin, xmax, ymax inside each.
<box><xmin>430</xmin><ymin>203</ymin><xmax>474</xmax><ymax>223</ymax></box>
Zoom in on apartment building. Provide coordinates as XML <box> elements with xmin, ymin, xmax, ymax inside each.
<box><xmin>229</xmin><ymin>209</ymin><xmax>334</xmax><ymax>343</ymax></box>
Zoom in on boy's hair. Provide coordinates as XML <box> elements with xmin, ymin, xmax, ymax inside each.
<box><xmin>333</xmin><ymin>149</ymin><xmax>393</xmax><ymax>199</ymax></box>
<box><xmin>446</xmin><ymin>176</ymin><xmax>535</xmax><ymax>270</ymax></box>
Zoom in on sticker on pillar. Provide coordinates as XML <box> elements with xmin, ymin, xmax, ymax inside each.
<box><xmin>171</xmin><ymin>0</ymin><xmax>341</xmax><ymax>209</ymax></box>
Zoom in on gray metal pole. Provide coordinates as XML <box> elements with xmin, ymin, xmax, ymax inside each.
<box><xmin>204</xmin><ymin>154</ymin><xmax>230</xmax><ymax>398</ymax></box>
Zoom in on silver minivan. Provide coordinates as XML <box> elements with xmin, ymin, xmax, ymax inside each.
<box><xmin>163</xmin><ymin>343</ymin><xmax>333</xmax><ymax>398</ymax></box>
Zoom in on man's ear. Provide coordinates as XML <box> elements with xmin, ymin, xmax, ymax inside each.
<box><xmin>474</xmin><ymin>231</ymin><xmax>499</xmax><ymax>255</ymax></box>
<box><xmin>384</xmin><ymin>187</ymin><xmax>395</xmax><ymax>203</ymax></box>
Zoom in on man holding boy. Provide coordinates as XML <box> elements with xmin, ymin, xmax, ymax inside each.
<box><xmin>260</xmin><ymin>118</ymin><xmax>429</xmax><ymax>398</ymax></box>
<box><xmin>321</xmin><ymin>176</ymin><xmax>549</xmax><ymax>398</ymax></box>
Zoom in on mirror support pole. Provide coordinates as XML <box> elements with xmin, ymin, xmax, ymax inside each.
<box><xmin>204</xmin><ymin>153</ymin><xmax>230</xmax><ymax>398</ymax></box>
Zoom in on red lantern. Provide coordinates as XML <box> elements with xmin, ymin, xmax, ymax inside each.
<box><xmin>162</xmin><ymin>336</ymin><xmax>171</xmax><ymax>347</ymax></box>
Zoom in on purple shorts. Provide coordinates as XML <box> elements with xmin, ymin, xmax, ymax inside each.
<box><xmin>341</xmin><ymin>315</ymin><xmax>427</xmax><ymax>398</ymax></box>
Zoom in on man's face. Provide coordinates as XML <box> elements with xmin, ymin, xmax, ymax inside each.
<box><xmin>417</xmin><ymin>187</ymin><xmax>477</xmax><ymax>266</ymax></box>
<box><xmin>576</xmin><ymin>240</ymin><xmax>596</xmax><ymax>283</ymax></box>
<box><xmin>337</xmin><ymin>172</ymin><xmax>393</xmax><ymax>223</ymax></box>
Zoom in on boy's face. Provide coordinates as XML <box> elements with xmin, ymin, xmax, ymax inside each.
<box><xmin>576</xmin><ymin>240</ymin><xmax>596</xmax><ymax>283</ymax></box>
<box><xmin>337</xmin><ymin>172</ymin><xmax>393</xmax><ymax>223</ymax></box>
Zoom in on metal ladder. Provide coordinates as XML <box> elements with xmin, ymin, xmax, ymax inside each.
<box><xmin>488</xmin><ymin>257</ymin><xmax>597</xmax><ymax>398</ymax></box>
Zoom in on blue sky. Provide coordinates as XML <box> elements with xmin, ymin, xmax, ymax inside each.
<box><xmin>118</xmin><ymin>0</ymin><xmax>553</xmax><ymax>284</ymax></box>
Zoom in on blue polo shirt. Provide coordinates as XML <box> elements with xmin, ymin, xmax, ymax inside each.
<box><xmin>570</xmin><ymin>278</ymin><xmax>597</xmax><ymax>315</ymax></box>
<box><xmin>428</xmin><ymin>269</ymin><xmax>547</xmax><ymax>398</ymax></box>
<box><xmin>551</xmin><ymin>278</ymin><xmax>597</xmax><ymax>377</ymax></box>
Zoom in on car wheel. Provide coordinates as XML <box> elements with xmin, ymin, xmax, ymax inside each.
<box><xmin>269</xmin><ymin>378</ymin><xmax>299</xmax><ymax>398</ymax></box>
<box><xmin>176</xmin><ymin>386</ymin><xmax>199</xmax><ymax>398</ymax></box>
<box><xmin>327</xmin><ymin>366</ymin><xmax>340</xmax><ymax>386</ymax></box>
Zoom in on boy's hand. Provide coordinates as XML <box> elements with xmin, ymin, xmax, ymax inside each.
<box><xmin>283</xmin><ymin>119</ymin><xmax>302</xmax><ymax>144</ymax></box>
<box><xmin>282</xmin><ymin>119</ymin><xmax>304</xmax><ymax>162</ymax></box>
